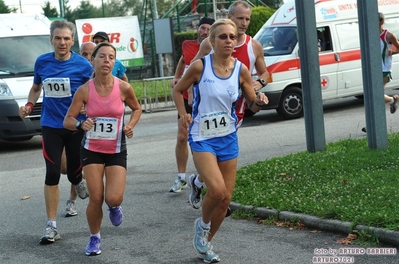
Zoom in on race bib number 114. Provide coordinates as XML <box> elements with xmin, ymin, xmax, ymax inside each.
<box><xmin>200</xmin><ymin>111</ymin><xmax>230</xmax><ymax>138</ymax></box>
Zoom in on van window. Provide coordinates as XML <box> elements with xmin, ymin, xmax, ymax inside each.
<box><xmin>385</xmin><ymin>18</ymin><xmax>399</xmax><ymax>37</ymax></box>
<box><xmin>317</xmin><ymin>26</ymin><xmax>333</xmax><ymax>52</ymax></box>
<box><xmin>254</xmin><ymin>26</ymin><xmax>298</xmax><ymax>56</ymax></box>
<box><xmin>0</xmin><ymin>35</ymin><xmax>52</xmax><ymax>76</ymax></box>
<box><xmin>336</xmin><ymin>23</ymin><xmax>360</xmax><ymax>51</ymax></box>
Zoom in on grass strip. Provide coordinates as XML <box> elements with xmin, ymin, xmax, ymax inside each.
<box><xmin>233</xmin><ymin>133</ymin><xmax>399</xmax><ymax>231</ymax></box>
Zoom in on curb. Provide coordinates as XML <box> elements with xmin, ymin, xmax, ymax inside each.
<box><xmin>229</xmin><ymin>202</ymin><xmax>399</xmax><ymax>247</ymax></box>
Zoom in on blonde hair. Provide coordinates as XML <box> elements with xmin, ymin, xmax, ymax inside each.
<box><xmin>209</xmin><ymin>19</ymin><xmax>238</xmax><ymax>42</ymax></box>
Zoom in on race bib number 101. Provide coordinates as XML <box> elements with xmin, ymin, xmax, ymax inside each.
<box><xmin>43</xmin><ymin>78</ymin><xmax>72</xmax><ymax>98</ymax></box>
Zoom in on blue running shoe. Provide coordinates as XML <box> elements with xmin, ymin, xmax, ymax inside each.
<box><xmin>199</xmin><ymin>245</ymin><xmax>220</xmax><ymax>263</ymax></box>
<box><xmin>85</xmin><ymin>236</ymin><xmax>101</xmax><ymax>256</ymax></box>
<box><xmin>193</xmin><ymin>218</ymin><xmax>210</xmax><ymax>254</ymax></box>
<box><xmin>108</xmin><ymin>206</ymin><xmax>123</xmax><ymax>226</ymax></box>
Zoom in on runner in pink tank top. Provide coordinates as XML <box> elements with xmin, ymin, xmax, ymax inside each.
<box><xmin>64</xmin><ymin>42</ymin><xmax>142</xmax><ymax>256</ymax></box>
<box><xmin>83</xmin><ymin>77</ymin><xmax>125</xmax><ymax>153</ymax></box>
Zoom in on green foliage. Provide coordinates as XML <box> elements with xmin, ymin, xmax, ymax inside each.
<box><xmin>247</xmin><ymin>6</ymin><xmax>276</xmax><ymax>37</ymax></box>
<box><xmin>264</xmin><ymin>0</ymin><xmax>284</xmax><ymax>9</ymax></box>
<box><xmin>0</xmin><ymin>0</ymin><xmax>17</xmax><ymax>13</ymax></box>
<box><xmin>73</xmin><ymin>1</ymin><xmax>101</xmax><ymax>21</ymax></box>
<box><xmin>130</xmin><ymin>78</ymin><xmax>173</xmax><ymax>100</ymax></box>
<box><xmin>42</xmin><ymin>1</ymin><xmax>59</xmax><ymax>18</ymax></box>
<box><xmin>233</xmin><ymin>134</ymin><xmax>399</xmax><ymax>231</ymax></box>
<box><xmin>352</xmin><ymin>229</ymin><xmax>380</xmax><ymax>246</ymax></box>
<box><xmin>231</xmin><ymin>207</ymin><xmax>257</xmax><ymax>220</ymax></box>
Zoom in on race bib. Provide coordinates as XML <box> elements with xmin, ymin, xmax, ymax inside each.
<box><xmin>43</xmin><ymin>78</ymin><xmax>72</xmax><ymax>98</ymax></box>
<box><xmin>199</xmin><ymin>111</ymin><xmax>230</xmax><ymax>138</ymax></box>
<box><xmin>86</xmin><ymin>117</ymin><xmax>118</xmax><ymax>140</ymax></box>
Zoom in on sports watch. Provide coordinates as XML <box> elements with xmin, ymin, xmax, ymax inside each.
<box><xmin>75</xmin><ymin>120</ymin><xmax>83</xmax><ymax>131</ymax></box>
<box><xmin>256</xmin><ymin>78</ymin><xmax>267</xmax><ymax>87</ymax></box>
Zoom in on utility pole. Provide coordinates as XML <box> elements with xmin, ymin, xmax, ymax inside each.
<box><xmin>58</xmin><ymin>0</ymin><xmax>65</xmax><ymax>18</ymax></box>
<box><xmin>19</xmin><ymin>0</ymin><xmax>22</xmax><ymax>13</ymax></box>
<box><xmin>152</xmin><ymin>0</ymin><xmax>164</xmax><ymax>77</ymax></box>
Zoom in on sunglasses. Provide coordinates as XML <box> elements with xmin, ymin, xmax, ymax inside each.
<box><xmin>217</xmin><ymin>34</ymin><xmax>238</xmax><ymax>40</ymax></box>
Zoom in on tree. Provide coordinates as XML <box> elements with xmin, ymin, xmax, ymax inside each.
<box><xmin>263</xmin><ymin>0</ymin><xmax>284</xmax><ymax>9</ymax></box>
<box><xmin>103</xmin><ymin>0</ymin><xmax>130</xmax><ymax>17</ymax></box>
<box><xmin>63</xmin><ymin>0</ymin><xmax>75</xmax><ymax>21</ymax></box>
<box><xmin>0</xmin><ymin>0</ymin><xmax>17</xmax><ymax>13</ymax></box>
<box><xmin>72</xmin><ymin>1</ymin><xmax>102</xmax><ymax>20</ymax></box>
<box><xmin>42</xmin><ymin>1</ymin><xmax>59</xmax><ymax>18</ymax></box>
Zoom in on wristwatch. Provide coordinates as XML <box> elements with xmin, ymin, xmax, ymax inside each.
<box><xmin>256</xmin><ymin>78</ymin><xmax>267</xmax><ymax>87</ymax></box>
<box><xmin>75</xmin><ymin>120</ymin><xmax>83</xmax><ymax>131</ymax></box>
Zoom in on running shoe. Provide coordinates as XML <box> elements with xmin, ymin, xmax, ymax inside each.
<box><xmin>169</xmin><ymin>177</ymin><xmax>187</xmax><ymax>193</ymax></box>
<box><xmin>108</xmin><ymin>206</ymin><xmax>123</xmax><ymax>226</ymax></box>
<box><xmin>85</xmin><ymin>236</ymin><xmax>101</xmax><ymax>256</ymax></box>
<box><xmin>40</xmin><ymin>224</ymin><xmax>60</xmax><ymax>244</ymax></box>
<box><xmin>199</xmin><ymin>245</ymin><xmax>220</xmax><ymax>263</ymax></box>
<box><xmin>65</xmin><ymin>200</ymin><xmax>77</xmax><ymax>217</ymax></box>
<box><xmin>390</xmin><ymin>96</ymin><xmax>397</xmax><ymax>114</ymax></box>
<box><xmin>75</xmin><ymin>179</ymin><xmax>89</xmax><ymax>199</ymax></box>
<box><xmin>189</xmin><ymin>174</ymin><xmax>203</xmax><ymax>209</ymax></box>
<box><xmin>193</xmin><ymin>218</ymin><xmax>210</xmax><ymax>254</ymax></box>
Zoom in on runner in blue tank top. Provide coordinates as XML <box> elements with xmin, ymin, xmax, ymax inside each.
<box><xmin>173</xmin><ymin>19</ymin><xmax>268</xmax><ymax>263</ymax></box>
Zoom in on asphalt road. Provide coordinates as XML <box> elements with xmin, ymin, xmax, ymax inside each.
<box><xmin>1</xmin><ymin>95</ymin><xmax>398</xmax><ymax>263</ymax></box>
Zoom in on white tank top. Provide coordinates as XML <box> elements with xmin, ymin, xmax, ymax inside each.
<box><xmin>189</xmin><ymin>54</ymin><xmax>241</xmax><ymax>142</ymax></box>
<box><xmin>380</xmin><ymin>29</ymin><xmax>393</xmax><ymax>72</ymax></box>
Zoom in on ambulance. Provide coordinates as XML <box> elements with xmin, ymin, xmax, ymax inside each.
<box><xmin>254</xmin><ymin>0</ymin><xmax>399</xmax><ymax>119</ymax></box>
<box><xmin>0</xmin><ymin>14</ymin><xmax>52</xmax><ymax>140</ymax></box>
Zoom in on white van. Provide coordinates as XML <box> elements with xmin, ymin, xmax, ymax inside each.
<box><xmin>254</xmin><ymin>0</ymin><xmax>399</xmax><ymax>119</ymax></box>
<box><xmin>0</xmin><ymin>14</ymin><xmax>52</xmax><ymax>140</ymax></box>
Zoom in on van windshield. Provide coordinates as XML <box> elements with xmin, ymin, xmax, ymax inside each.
<box><xmin>0</xmin><ymin>35</ymin><xmax>52</xmax><ymax>76</ymax></box>
<box><xmin>254</xmin><ymin>27</ymin><xmax>298</xmax><ymax>56</ymax></box>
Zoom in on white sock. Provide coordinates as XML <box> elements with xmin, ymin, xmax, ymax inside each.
<box><xmin>47</xmin><ymin>220</ymin><xmax>56</xmax><ymax>228</ymax></box>
<box><xmin>91</xmin><ymin>232</ymin><xmax>101</xmax><ymax>239</ymax></box>
<box><xmin>178</xmin><ymin>173</ymin><xmax>186</xmax><ymax>181</ymax></box>
<box><xmin>194</xmin><ymin>176</ymin><xmax>204</xmax><ymax>188</ymax></box>
<box><xmin>200</xmin><ymin>218</ymin><xmax>211</xmax><ymax>229</ymax></box>
<box><xmin>390</xmin><ymin>97</ymin><xmax>395</xmax><ymax>104</ymax></box>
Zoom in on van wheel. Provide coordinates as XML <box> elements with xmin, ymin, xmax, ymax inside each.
<box><xmin>276</xmin><ymin>86</ymin><xmax>303</xmax><ymax>119</ymax></box>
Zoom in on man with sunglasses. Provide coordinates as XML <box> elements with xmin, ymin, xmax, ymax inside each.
<box><xmin>169</xmin><ymin>17</ymin><xmax>215</xmax><ymax>193</ymax></box>
<box><xmin>187</xmin><ymin>0</ymin><xmax>270</xmax><ymax>210</ymax></box>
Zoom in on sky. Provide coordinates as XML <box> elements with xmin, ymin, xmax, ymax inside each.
<box><xmin>4</xmin><ymin>0</ymin><xmax>103</xmax><ymax>14</ymax></box>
